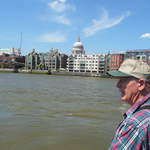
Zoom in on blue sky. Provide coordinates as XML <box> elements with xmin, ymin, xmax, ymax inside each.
<box><xmin>0</xmin><ymin>0</ymin><xmax>150</xmax><ymax>55</ymax></box>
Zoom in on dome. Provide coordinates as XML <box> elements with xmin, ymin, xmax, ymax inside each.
<box><xmin>72</xmin><ymin>37</ymin><xmax>84</xmax><ymax>49</ymax></box>
<box><xmin>73</xmin><ymin>41</ymin><xmax>84</xmax><ymax>49</ymax></box>
<box><xmin>72</xmin><ymin>37</ymin><xmax>85</xmax><ymax>55</ymax></box>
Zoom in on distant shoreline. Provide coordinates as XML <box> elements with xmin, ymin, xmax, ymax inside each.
<box><xmin>0</xmin><ymin>69</ymin><xmax>110</xmax><ymax>78</ymax></box>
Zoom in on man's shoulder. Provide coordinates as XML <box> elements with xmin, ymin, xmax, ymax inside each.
<box><xmin>116</xmin><ymin>110</ymin><xmax>150</xmax><ymax>138</ymax></box>
<box><xmin>128</xmin><ymin>97</ymin><xmax>150</xmax><ymax>125</ymax></box>
<box><xmin>127</xmin><ymin>107</ymin><xmax>150</xmax><ymax>127</ymax></box>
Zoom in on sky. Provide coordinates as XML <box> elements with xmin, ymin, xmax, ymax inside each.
<box><xmin>0</xmin><ymin>0</ymin><xmax>150</xmax><ymax>55</ymax></box>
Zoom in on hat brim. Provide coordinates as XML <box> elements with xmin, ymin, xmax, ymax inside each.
<box><xmin>108</xmin><ymin>71</ymin><xmax>131</xmax><ymax>77</ymax></box>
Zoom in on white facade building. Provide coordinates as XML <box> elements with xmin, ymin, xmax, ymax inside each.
<box><xmin>67</xmin><ymin>37</ymin><xmax>108</xmax><ymax>75</ymax></box>
<box><xmin>67</xmin><ymin>54</ymin><xmax>107</xmax><ymax>74</ymax></box>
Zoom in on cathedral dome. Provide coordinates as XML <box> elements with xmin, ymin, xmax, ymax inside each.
<box><xmin>73</xmin><ymin>41</ymin><xmax>84</xmax><ymax>49</ymax></box>
<box><xmin>72</xmin><ymin>37</ymin><xmax>85</xmax><ymax>55</ymax></box>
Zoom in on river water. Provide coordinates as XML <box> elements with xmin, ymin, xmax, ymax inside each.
<box><xmin>0</xmin><ymin>73</ymin><xmax>129</xmax><ymax>150</ymax></box>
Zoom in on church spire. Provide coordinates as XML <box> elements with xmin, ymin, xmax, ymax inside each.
<box><xmin>77</xmin><ymin>36</ymin><xmax>80</xmax><ymax>42</ymax></box>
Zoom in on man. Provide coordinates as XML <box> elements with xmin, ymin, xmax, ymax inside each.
<box><xmin>108</xmin><ymin>59</ymin><xmax>150</xmax><ymax>150</ymax></box>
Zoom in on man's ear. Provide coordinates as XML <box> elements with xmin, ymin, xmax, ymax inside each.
<box><xmin>138</xmin><ymin>79</ymin><xmax>146</xmax><ymax>91</ymax></box>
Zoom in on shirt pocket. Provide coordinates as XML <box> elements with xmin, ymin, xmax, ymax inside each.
<box><xmin>115</xmin><ymin>121</ymin><xmax>135</xmax><ymax>137</ymax></box>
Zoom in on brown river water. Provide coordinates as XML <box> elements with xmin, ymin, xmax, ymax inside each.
<box><xmin>0</xmin><ymin>73</ymin><xmax>129</xmax><ymax>150</ymax></box>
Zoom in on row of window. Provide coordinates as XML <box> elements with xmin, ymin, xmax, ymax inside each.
<box><xmin>73</xmin><ymin>67</ymin><xmax>105</xmax><ymax>70</ymax></box>
<box><xmin>73</xmin><ymin>64</ymin><xmax>99</xmax><ymax>66</ymax></box>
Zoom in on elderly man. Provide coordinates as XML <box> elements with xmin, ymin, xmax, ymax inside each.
<box><xmin>108</xmin><ymin>59</ymin><xmax>150</xmax><ymax>150</ymax></box>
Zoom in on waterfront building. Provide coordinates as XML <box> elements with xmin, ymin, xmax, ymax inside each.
<box><xmin>126</xmin><ymin>49</ymin><xmax>150</xmax><ymax>65</ymax></box>
<box><xmin>0</xmin><ymin>48</ymin><xmax>21</xmax><ymax>56</ymax></box>
<box><xmin>25</xmin><ymin>49</ymin><xmax>39</xmax><ymax>70</ymax></box>
<box><xmin>105</xmin><ymin>53</ymin><xmax>111</xmax><ymax>73</ymax></box>
<box><xmin>44</xmin><ymin>49</ymin><xmax>68</xmax><ymax>71</ymax></box>
<box><xmin>25</xmin><ymin>49</ymin><xmax>68</xmax><ymax>71</ymax></box>
<box><xmin>0</xmin><ymin>54</ymin><xmax>25</xmax><ymax>69</ymax></box>
<box><xmin>0</xmin><ymin>54</ymin><xmax>13</xmax><ymax>68</ymax></box>
<box><xmin>67</xmin><ymin>37</ymin><xmax>108</xmax><ymax>75</ymax></box>
<box><xmin>110</xmin><ymin>53</ymin><xmax>125</xmax><ymax>71</ymax></box>
<box><xmin>0</xmin><ymin>48</ymin><xmax>24</xmax><ymax>69</ymax></box>
<box><xmin>69</xmin><ymin>54</ymin><xmax>109</xmax><ymax>74</ymax></box>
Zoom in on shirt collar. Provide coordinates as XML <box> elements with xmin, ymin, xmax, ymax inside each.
<box><xmin>124</xmin><ymin>93</ymin><xmax>150</xmax><ymax>119</ymax></box>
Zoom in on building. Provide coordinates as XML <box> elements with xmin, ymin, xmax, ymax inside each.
<box><xmin>126</xmin><ymin>49</ymin><xmax>150</xmax><ymax>65</ymax></box>
<box><xmin>68</xmin><ymin>54</ymin><xmax>109</xmax><ymax>74</ymax></box>
<box><xmin>67</xmin><ymin>37</ymin><xmax>108</xmax><ymax>75</ymax></box>
<box><xmin>110</xmin><ymin>53</ymin><xmax>125</xmax><ymax>71</ymax></box>
<box><xmin>25</xmin><ymin>49</ymin><xmax>68</xmax><ymax>71</ymax></box>
<box><xmin>72</xmin><ymin>37</ymin><xmax>85</xmax><ymax>56</ymax></box>
<box><xmin>0</xmin><ymin>48</ymin><xmax>21</xmax><ymax>56</ymax></box>
<box><xmin>0</xmin><ymin>54</ymin><xmax>14</xmax><ymax>68</ymax></box>
<box><xmin>25</xmin><ymin>49</ymin><xmax>39</xmax><ymax>70</ymax></box>
<box><xmin>0</xmin><ymin>54</ymin><xmax>25</xmax><ymax>69</ymax></box>
<box><xmin>44</xmin><ymin>49</ymin><xmax>68</xmax><ymax>71</ymax></box>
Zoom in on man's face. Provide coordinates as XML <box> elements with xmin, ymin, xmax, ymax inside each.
<box><xmin>116</xmin><ymin>77</ymin><xmax>139</xmax><ymax>105</ymax></box>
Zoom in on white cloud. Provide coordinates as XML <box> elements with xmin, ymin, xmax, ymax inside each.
<box><xmin>52</xmin><ymin>15</ymin><xmax>71</xmax><ymax>25</ymax></box>
<box><xmin>46</xmin><ymin>0</ymin><xmax>75</xmax><ymax>25</ymax></box>
<box><xmin>48</xmin><ymin>0</ymin><xmax>75</xmax><ymax>12</ymax></box>
<box><xmin>83</xmin><ymin>9</ymin><xmax>131</xmax><ymax>37</ymax></box>
<box><xmin>37</xmin><ymin>32</ymin><xmax>66</xmax><ymax>43</ymax></box>
<box><xmin>140</xmin><ymin>33</ymin><xmax>150</xmax><ymax>38</ymax></box>
<box><xmin>48</xmin><ymin>0</ymin><xmax>66</xmax><ymax>12</ymax></box>
<box><xmin>40</xmin><ymin>14</ymin><xmax>71</xmax><ymax>25</ymax></box>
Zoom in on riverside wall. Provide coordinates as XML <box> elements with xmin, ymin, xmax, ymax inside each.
<box><xmin>0</xmin><ymin>69</ymin><xmax>109</xmax><ymax>77</ymax></box>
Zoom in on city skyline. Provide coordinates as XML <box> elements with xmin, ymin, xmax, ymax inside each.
<box><xmin>0</xmin><ymin>0</ymin><xmax>150</xmax><ymax>55</ymax></box>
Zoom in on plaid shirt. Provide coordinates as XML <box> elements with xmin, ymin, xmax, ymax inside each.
<box><xmin>109</xmin><ymin>93</ymin><xmax>150</xmax><ymax>150</ymax></box>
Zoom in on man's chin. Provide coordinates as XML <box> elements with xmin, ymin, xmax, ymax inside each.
<box><xmin>121</xmin><ymin>97</ymin><xmax>132</xmax><ymax>105</ymax></box>
<box><xmin>121</xmin><ymin>97</ymin><xmax>126</xmax><ymax>102</ymax></box>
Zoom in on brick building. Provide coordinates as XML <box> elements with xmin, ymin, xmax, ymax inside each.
<box><xmin>110</xmin><ymin>53</ymin><xmax>125</xmax><ymax>71</ymax></box>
